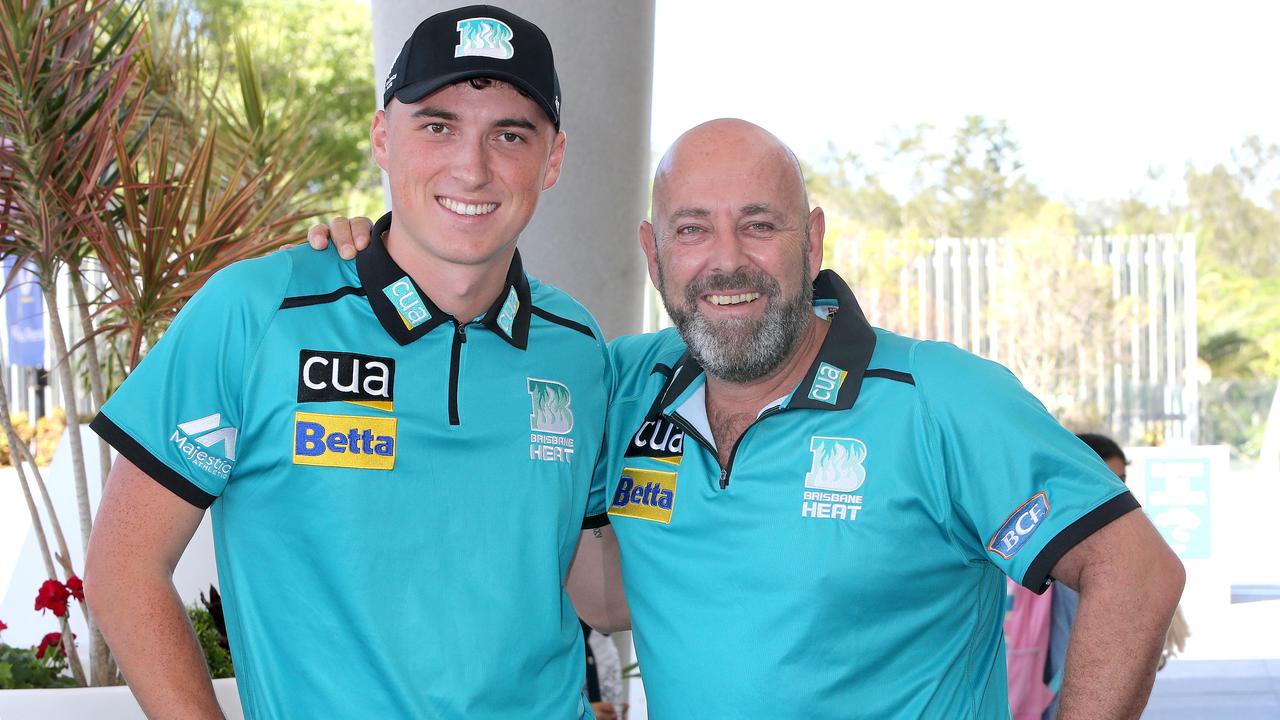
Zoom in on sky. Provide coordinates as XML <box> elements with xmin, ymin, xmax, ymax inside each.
<box><xmin>651</xmin><ymin>0</ymin><xmax>1280</xmax><ymax>205</ymax></box>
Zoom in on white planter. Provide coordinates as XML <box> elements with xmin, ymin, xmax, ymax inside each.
<box><xmin>0</xmin><ymin>677</ymin><xmax>243</xmax><ymax>719</ymax></box>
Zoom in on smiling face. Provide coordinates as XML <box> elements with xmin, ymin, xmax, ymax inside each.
<box><xmin>641</xmin><ymin>119</ymin><xmax>825</xmax><ymax>383</ymax></box>
<box><xmin>371</xmin><ymin>79</ymin><xmax>565</xmax><ymax>268</ymax></box>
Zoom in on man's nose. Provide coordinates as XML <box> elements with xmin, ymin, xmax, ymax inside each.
<box><xmin>451</xmin><ymin>137</ymin><xmax>493</xmax><ymax>187</ymax></box>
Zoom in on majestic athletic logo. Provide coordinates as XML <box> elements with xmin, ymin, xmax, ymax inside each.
<box><xmin>383</xmin><ymin>277</ymin><xmax>430</xmax><ymax>329</ymax></box>
<box><xmin>807</xmin><ymin>362</ymin><xmax>848</xmax><ymax>405</ymax></box>
<box><xmin>455</xmin><ymin>17</ymin><xmax>515</xmax><ymax>60</ymax></box>
<box><xmin>297</xmin><ymin>350</ymin><xmax>395</xmax><ymax>411</ymax></box>
<box><xmin>626</xmin><ymin>417</ymin><xmax>684</xmax><ymax>464</ymax></box>
<box><xmin>989</xmin><ymin>493</ymin><xmax>1050</xmax><ymax>560</ymax></box>
<box><xmin>609</xmin><ymin>467</ymin><xmax>677</xmax><ymax>524</ymax></box>
<box><xmin>496</xmin><ymin>286</ymin><xmax>519</xmax><ymax>338</ymax></box>
<box><xmin>292</xmin><ymin>412</ymin><xmax>396</xmax><ymax>470</ymax></box>
<box><xmin>528</xmin><ymin>378</ymin><xmax>573</xmax><ymax>434</ymax></box>
<box><xmin>171</xmin><ymin>413</ymin><xmax>237</xmax><ymax>481</ymax></box>
<box><xmin>804</xmin><ymin>436</ymin><xmax>867</xmax><ymax>492</ymax></box>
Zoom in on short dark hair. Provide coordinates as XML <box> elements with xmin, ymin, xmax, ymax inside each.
<box><xmin>463</xmin><ymin>77</ymin><xmax>533</xmax><ymax>101</ymax></box>
<box><xmin>1076</xmin><ymin>433</ymin><xmax>1126</xmax><ymax>464</ymax></box>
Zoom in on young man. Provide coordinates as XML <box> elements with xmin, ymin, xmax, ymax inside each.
<box><xmin>315</xmin><ymin>120</ymin><xmax>1186</xmax><ymax>717</ymax></box>
<box><xmin>84</xmin><ymin>6</ymin><xmax>618</xmax><ymax>718</ymax></box>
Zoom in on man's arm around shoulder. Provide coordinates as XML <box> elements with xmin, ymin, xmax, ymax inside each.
<box><xmin>84</xmin><ymin>457</ymin><xmax>225</xmax><ymax>720</ymax></box>
<box><xmin>566</xmin><ymin>523</ymin><xmax>629</xmax><ymax>633</ymax></box>
<box><xmin>1050</xmin><ymin>508</ymin><xmax>1185</xmax><ymax>719</ymax></box>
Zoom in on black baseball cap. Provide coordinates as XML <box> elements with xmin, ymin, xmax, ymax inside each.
<box><xmin>382</xmin><ymin>4</ymin><xmax>561</xmax><ymax>129</ymax></box>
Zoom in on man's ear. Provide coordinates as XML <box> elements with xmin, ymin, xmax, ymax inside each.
<box><xmin>371</xmin><ymin>109</ymin><xmax>390</xmax><ymax>172</ymax></box>
<box><xmin>542</xmin><ymin>131</ymin><xmax>567</xmax><ymax>191</ymax></box>
<box><xmin>806</xmin><ymin>206</ymin><xmax>825</xmax><ymax>280</ymax></box>
<box><xmin>639</xmin><ymin>220</ymin><xmax>661</xmax><ymax>290</ymax></box>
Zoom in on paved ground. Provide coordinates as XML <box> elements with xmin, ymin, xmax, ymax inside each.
<box><xmin>1145</xmin><ymin>659</ymin><xmax>1280</xmax><ymax>719</ymax></box>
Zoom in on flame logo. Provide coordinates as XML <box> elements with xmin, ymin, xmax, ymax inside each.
<box><xmin>528</xmin><ymin>378</ymin><xmax>573</xmax><ymax>434</ymax></box>
<box><xmin>804</xmin><ymin>437</ymin><xmax>867</xmax><ymax>492</ymax></box>
<box><xmin>455</xmin><ymin>18</ymin><xmax>516</xmax><ymax>60</ymax></box>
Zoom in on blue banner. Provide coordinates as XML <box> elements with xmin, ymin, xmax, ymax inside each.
<box><xmin>3</xmin><ymin>255</ymin><xmax>45</xmax><ymax>366</ymax></box>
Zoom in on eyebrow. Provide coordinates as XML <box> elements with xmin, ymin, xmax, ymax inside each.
<box><xmin>412</xmin><ymin>106</ymin><xmax>457</xmax><ymax>121</ymax></box>
<box><xmin>409</xmin><ymin>107</ymin><xmax>540</xmax><ymax>134</ymax></box>
<box><xmin>668</xmin><ymin>208</ymin><xmax>710</xmax><ymax>220</ymax></box>
<box><xmin>740</xmin><ymin>203</ymin><xmax>777</xmax><ymax>216</ymax></box>
<box><xmin>495</xmin><ymin>117</ymin><xmax>539</xmax><ymax>133</ymax></box>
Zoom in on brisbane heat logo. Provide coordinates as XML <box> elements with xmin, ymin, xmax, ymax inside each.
<box><xmin>804</xmin><ymin>436</ymin><xmax>867</xmax><ymax>492</ymax></box>
<box><xmin>528</xmin><ymin>378</ymin><xmax>573</xmax><ymax>434</ymax></box>
<box><xmin>455</xmin><ymin>17</ymin><xmax>515</xmax><ymax>60</ymax></box>
<box><xmin>801</xmin><ymin>436</ymin><xmax>867</xmax><ymax>521</ymax></box>
<box><xmin>528</xmin><ymin>378</ymin><xmax>574</xmax><ymax>463</ymax></box>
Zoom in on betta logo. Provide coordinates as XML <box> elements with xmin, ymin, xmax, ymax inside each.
<box><xmin>609</xmin><ymin>467</ymin><xmax>677</xmax><ymax>524</ymax></box>
<box><xmin>292</xmin><ymin>412</ymin><xmax>396</xmax><ymax>470</ymax></box>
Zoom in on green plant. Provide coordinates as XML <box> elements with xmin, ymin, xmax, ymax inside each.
<box><xmin>0</xmin><ymin>644</ymin><xmax>78</xmax><ymax>690</ymax></box>
<box><xmin>188</xmin><ymin>606</ymin><xmax>234</xmax><ymax>679</ymax></box>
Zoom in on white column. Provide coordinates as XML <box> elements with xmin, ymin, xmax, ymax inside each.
<box><xmin>370</xmin><ymin>1</ymin><xmax>654</xmax><ymax>338</ymax></box>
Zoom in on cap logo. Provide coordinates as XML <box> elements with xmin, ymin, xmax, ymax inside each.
<box><xmin>455</xmin><ymin>17</ymin><xmax>515</xmax><ymax>60</ymax></box>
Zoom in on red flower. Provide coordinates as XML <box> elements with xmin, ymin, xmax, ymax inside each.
<box><xmin>65</xmin><ymin>575</ymin><xmax>84</xmax><ymax>602</ymax></box>
<box><xmin>0</xmin><ymin>619</ymin><xmax>7</xmax><ymax>632</ymax></box>
<box><xmin>34</xmin><ymin>579</ymin><xmax>70</xmax><ymax>618</ymax></box>
<box><xmin>36</xmin><ymin>631</ymin><xmax>74</xmax><ymax>659</ymax></box>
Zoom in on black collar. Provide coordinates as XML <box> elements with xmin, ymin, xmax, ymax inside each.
<box><xmin>356</xmin><ymin>212</ymin><xmax>533</xmax><ymax>349</ymax></box>
<box><xmin>656</xmin><ymin>269</ymin><xmax>877</xmax><ymax>413</ymax></box>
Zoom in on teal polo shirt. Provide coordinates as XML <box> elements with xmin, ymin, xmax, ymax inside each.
<box><xmin>595</xmin><ymin>269</ymin><xmax>1136</xmax><ymax>719</ymax></box>
<box><xmin>93</xmin><ymin>212</ymin><xmax>609</xmax><ymax>719</ymax></box>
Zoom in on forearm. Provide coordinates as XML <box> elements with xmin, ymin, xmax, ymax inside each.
<box><xmin>87</xmin><ymin>569</ymin><xmax>224</xmax><ymax>719</ymax></box>
<box><xmin>1055</xmin><ymin>547</ymin><xmax>1184</xmax><ymax>718</ymax></box>
<box><xmin>567</xmin><ymin>525</ymin><xmax>630</xmax><ymax>632</ymax></box>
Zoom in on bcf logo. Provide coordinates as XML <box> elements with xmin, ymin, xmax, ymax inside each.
<box><xmin>988</xmin><ymin>492</ymin><xmax>1050</xmax><ymax>560</ymax></box>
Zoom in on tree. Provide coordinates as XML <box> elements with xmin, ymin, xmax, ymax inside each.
<box><xmin>190</xmin><ymin>0</ymin><xmax>381</xmax><ymax>215</ymax></box>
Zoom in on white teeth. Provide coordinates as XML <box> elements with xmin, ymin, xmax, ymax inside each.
<box><xmin>707</xmin><ymin>292</ymin><xmax>761</xmax><ymax>306</ymax></box>
<box><xmin>438</xmin><ymin>197</ymin><xmax>497</xmax><ymax>216</ymax></box>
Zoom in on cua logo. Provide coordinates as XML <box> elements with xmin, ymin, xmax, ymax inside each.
<box><xmin>528</xmin><ymin>378</ymin><xmax>573</xmax><ymax>434</ymax></box>
<box><xmin>382</xmin><ymin>277</ymin><xmax>430</xmax><ymax>329</ymax></box>
<box><xmin>804</xmin><ymin>436</ymin><xmax>867</xmax><ymax>492</ymax></box>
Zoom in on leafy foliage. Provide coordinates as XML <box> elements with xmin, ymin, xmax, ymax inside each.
<box><xmin>187</xmin><ymin>0</ymin><xmax>380</xmax><ymax>215</ymax></box>
<box><xmin>0</xmin><ymin>644</ymin><xmax>78</xmax><ymax>689</ymax></box>
<box><xmin>188</xmin><ymin>606</ymin><xmax>234</xmax><ymax>679</ymax></box>
<box><xmin>0</xmin><ymin>408</ymin><xmax>66</xmax><ymax>466</ymax></box>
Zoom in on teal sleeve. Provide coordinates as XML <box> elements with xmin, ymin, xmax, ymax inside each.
<box><xmin>912</xmin><ymin>340</ymin><xmax>1138</xmax><ymax>591</ymax></box>
<box><xmin>582</xmin><ymin>332</ymin><xmax>617</xmax><ymax>525</ymax></box>
<box><xmin>91</xmin><ymin>255</ymin><xmax>288</xmax><ymax>507</ymax></box>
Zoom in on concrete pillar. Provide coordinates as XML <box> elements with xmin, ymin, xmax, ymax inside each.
<box><xmin>370</xmin><ymin>1</ymin><xmax>654</xmax><ymax>339</ymax></box>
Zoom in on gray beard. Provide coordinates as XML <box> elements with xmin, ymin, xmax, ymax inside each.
<box><xmin>660</xmin><ymin>262</ymin><xmax>814</xmax><ymax>384</ymax></box>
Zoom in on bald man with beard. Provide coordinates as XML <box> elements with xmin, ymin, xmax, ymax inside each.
<box><xmin>312</xmin><ymin>119</ymin><xmax>1184</xmax><ymax>719</ymax></box>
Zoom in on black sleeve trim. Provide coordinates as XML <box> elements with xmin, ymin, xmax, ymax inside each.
<box><xmin>582</xmin><ymin>513</ymin><xmax>611</xmax><ymax>530</ymax></box>
<box><xmin>279</xmin><ymin>286</ymin><xmax>366</xmax><ymax>309</ymax></box>
<box><xmin>530</xmin><ymin>305</ymin><xmax>595</xmax><ymax>339</ymax></box>
<box><xmin>90</xmin><ymin>413</ymin><xmax>217</xmax><ymax>510</ymax></box>
<box><xmin>1022</xmin><ymin>491</ymin><xmax>1141</xmax><ymax>593</ymax></box>
<box><xmin>865</xmin><ymin>368</ymin><xmax>915</xmax><ymax>385</ymax></box>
